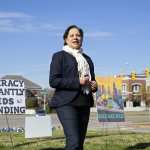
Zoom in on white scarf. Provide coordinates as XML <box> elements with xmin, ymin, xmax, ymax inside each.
<box><xmin>63</xmin><ymin>45</ymin><xmax>91</xmax><ymax>94</ymax></box>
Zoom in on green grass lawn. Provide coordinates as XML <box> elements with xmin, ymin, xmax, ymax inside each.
<box><xmin>1</xmin><ymin>130</ymin><xmax>150</xmax><ymax>150</ymax></box>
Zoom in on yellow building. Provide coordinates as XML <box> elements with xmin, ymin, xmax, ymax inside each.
<box><xmin>96</xmin><ymin>76</ymin><xmax>123</xmax><ymax>98</ymax></box>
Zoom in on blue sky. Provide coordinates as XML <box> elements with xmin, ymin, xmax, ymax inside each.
<box><xmin>0</xmin><ymin>0</ymin><xmax>150</xmax><ymax>88</ymax></box>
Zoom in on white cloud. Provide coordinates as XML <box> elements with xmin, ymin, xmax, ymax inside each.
<box><xmin>0</xmin><ymin>11</ymin><xmax>34</xmax><ymax>32</ymax></box>
<box><xmin>0</xmin><ymin>19</ymin><xmax>33</xmax><ymax>32</ymax></box>
<box><xmin>0</xmin><ymin>12</ymin><xmax>32</xmax><ymax>18</ymax></box>
<box><xmin>0</xmin><ymin>17</ymin><xmax>63</xmax><ymax>33</ymax></box>
<box><xmin>0</xmin><ymin>19</ymin><xmax>21</xmax><ymax>32</ymax></box>
<box><xmin>85</xmin><ymin>31</ymin><xmax>113</xmax><ymax>38</ymax></box>
<box><xmin>39</xmin><ymin>24</ymin><xmax>64</xmax><ymax>31</ymax></box>
<box><xmin>0</xmin><ymin>12</ymin><xmax>111</xmax><ymax>37</ymax></box>
<box><xmin>0</xmin><ymin>18</ymin><xmax>113</xmax><ymax>38</ymax></box>
<box><xmin>0</xmin><ymin>11</ymin><xmax>63</xmax><ymax>33</ymax></box>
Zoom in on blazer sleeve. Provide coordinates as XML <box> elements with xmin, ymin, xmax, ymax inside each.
<box><xmin>49</xmin><ymin>52</ymin><xmax>81</xmax><ymax>90</ymax></box>
<box><xmin>87</xmin><ymin>56</ymin><xmax>98</xmax><ymax>93</ymax></box>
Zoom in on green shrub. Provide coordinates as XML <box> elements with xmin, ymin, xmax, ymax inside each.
<box><xmin>26</xmin><ymin>97</ymin><xmax>38</xmax><ymax>108</ymax></box>
<box><xmin>45</xmin><ymin>104</ymin><xmax>56</xmax><ymax>114</ymax></box>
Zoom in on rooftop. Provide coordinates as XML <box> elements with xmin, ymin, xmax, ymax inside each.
<box><xmin>1</xmin><ymin>75</ymin><xmax>42</xmax><ymax>90</ymax></box>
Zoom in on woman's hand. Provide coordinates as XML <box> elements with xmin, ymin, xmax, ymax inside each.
<box><xmin>90</xmin><ymin>81</ymin><xmax>97</xmax><ymax>92</ymax></box>
<box><xmin>79</xmin><ymin>76</ymin><xmax>90</xmax><ymax>85</ymax></box>
<box><xmin>80</xmin><ymin>78</ymin><xmax>97</xmax><ymax>92</ymax></box>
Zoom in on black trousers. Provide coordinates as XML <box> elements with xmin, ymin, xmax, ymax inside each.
<box><xmin>56</xmin><ymin>105</ymin><xmax>90</xmax><ymax>150</ymax></box>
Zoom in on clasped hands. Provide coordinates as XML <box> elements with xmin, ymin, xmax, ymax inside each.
<box><xmin>79</xmin><ymin>76</ymin><xmax>97</xmax><ymax>92</ymax></box>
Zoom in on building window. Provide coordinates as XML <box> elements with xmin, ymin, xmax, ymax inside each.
<box><xmin>133</xmin><ymin>101</ymin><xmax>140</xmax><ymax>107</ymax></box>
<box><xmin>124</xmin><ymin>101</ymin><xmax>126</xmax><ymax>107</ymax></box>
<box><xmin>122</xmin><ymin>84</ymin><xmax>127</xmax><ymax>92</ymax></box>
<box><xmin>132</xmin><ymin>85</ymin><xmax>140</xmax><ymax>93</ymax></box>
<box><xmin>147</xmin><ymin>86</ymin><xmax>150</xmax><ymax>92</ymax></box>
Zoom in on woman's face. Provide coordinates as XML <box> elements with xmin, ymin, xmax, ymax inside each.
<box><xmin>65</xmin><ymin>28</ymin><xmax>82</xmax><ymax>49</ymax></box>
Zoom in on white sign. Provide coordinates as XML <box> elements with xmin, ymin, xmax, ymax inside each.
<box><xmin>0</xmin><ymin>79</ymin><xmax>25</xmax><ymax>114</ymax></box>
<box><xmin>25</xmin><ymin>115</ymin><xmax>52</xmax><ymax>138</ymax></box>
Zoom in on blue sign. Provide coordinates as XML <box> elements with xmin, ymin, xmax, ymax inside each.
<box><xmin>97</xmin><ymin>97</ymin><xmax>125</xmax><ymax>122</ymax></box>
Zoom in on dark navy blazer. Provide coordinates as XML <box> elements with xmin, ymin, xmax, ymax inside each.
<box><xmin>49</xmin><ymin>50</ymin><xmax>97</xmax><ymax>107</ymax></box>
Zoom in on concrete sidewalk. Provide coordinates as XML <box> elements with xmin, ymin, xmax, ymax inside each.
<box><xmin>1</xmin><ymin>111</ymin><xmax>150</xmax><ymax>132</ymax></box>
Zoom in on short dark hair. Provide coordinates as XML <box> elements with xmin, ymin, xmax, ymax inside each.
<box><xmin>63</xmin><ymin>25</ymin><xmax>84</xmax><ymax>45</ymax></box>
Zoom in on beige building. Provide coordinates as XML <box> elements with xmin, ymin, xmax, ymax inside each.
<box><xmin>122</xmin><ymin>75</ymin><xmax>146</xmax><ymax>110</ymax></box>
<box><xmin>96</xmin><ymin>75</ymin><xmax>150</xmax><ymax>111</ymax></box>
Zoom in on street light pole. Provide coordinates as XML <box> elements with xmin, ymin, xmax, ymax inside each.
<box><xmin>43</xmin><ymin>94</ymin><xmax>46</xmax><ymax>111</ymax></box>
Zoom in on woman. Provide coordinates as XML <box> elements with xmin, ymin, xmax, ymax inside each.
<box><xmin>49</xmin><ymin>25</ymin><xmax>97</xmax><ymax>150</ymax></box>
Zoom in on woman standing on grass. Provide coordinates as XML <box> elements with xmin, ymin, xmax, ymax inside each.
<box><xmin>49</xmin><ymin>25</ymin><xmax>97</xmax><ymax>150</ymax></box>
